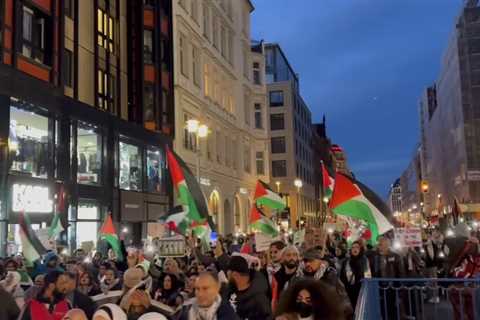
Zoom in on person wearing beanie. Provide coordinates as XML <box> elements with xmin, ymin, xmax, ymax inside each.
<box><xmin>225</xmin><ymin>255</ymin><xmax>272</xmax><ymax>320</ymax></box>
<box><xmin>93</xmin><ymin>303</ymin><xmax>127</xmax><ymax>320</ymax></box>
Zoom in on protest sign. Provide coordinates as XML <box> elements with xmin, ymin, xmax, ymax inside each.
<box><xmin>293</xmin><ymin>229</ymin><xmax>305</xmax><ymax>246</ymax></box>
<box><xmin>255</xmin><ymin>233</ymin><xmax>280</xmax><ymax>252</ymax></box>
<box><xmin>394</xmin><ymin>228</ymin><xmax>422</xmax><ymax>247</ymax></box>
<box><xmin>154</xmin><ymin>236</ymin><xmax>186</xmax><ymax>257</ymax></box>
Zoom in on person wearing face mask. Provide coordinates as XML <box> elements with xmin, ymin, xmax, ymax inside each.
<box><xmin>275</xmin><ymin>279</ymin><xmax>346</xmax><ymax>320</ymax></box>
<box><xmin>18</xmin><ymin>270</ymin><xmax>71</xmax><ymax>320</ymax></box>
<box><xmin>339</xmin><ymin>241</ymin><xmax>371</xmax><ymax>310</ymax></box>
<box><xmin>271</xmin><ymin>246</ymin><xmax>302</xmax><ymax>311</ymax></box>
<box><xmin>299</xmin><ymin>248</ymin><xmax>353</xmax><ymax>319</ymax></box>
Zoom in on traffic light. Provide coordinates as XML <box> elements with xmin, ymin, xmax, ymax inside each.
<box><xmin>421</xmin><ymin>180</ymin><xmax>429</xmax><ymax>193</ymax></box>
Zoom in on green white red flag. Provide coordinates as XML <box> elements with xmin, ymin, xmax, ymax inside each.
<box><xmin>321</xmin><ymin>162</ymin><xmax>335</xmax><ymax>200</ymax></box>
<box><xmin>328</xmin><ymin>173</ymin><xmax>393</xmax><ymax>243</ymax></box>
<box><xmin>249</xmin><ymin>205</ymin><xmax>279</xmax><ymax>237</ymax></box>
<box><xmin>99</xmin><ymin>214</ymin><xmax>123</xmax><ymax>261</ymax></box>
<box><xmin>19</xmin><ymin>211</ymin><xmax>47</xmax><ymax>263</ymax></box>
<box><xmin>254</xmin><ymin>180</ymin><xmax>286</xmax><ymax>211</ymax></box>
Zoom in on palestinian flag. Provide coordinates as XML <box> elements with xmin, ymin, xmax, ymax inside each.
<box><xmin>48</xmin><ymin>213</ymin><xmax>64</xmax><ymax>239</ymax></box>
<box><xmin>166</xmin><ymin>147</ymin><xmax>214</xmax><ymax>231</ymax></box>
<box><xmin>254</xmin><ymin>180</ymin><xmax>286</xmax><ymax>211</ymax></box>
<box><xmin>321</xmin><ymin>162</ymin><xmax>335</xmax><ymax>199</ymax></box>
<box><xmin>328</xmin><ymin>173</ymin><xmax>393</xmax><ymax>243</ymax></box>
<box><xmin>19</xmin><ymin>212</ymin><xmax>47</xmax><ymax>263</ymax></box>
<box><xmin>249</xmin><ymin>205</ymin><xmax>279</xmax><ymax>237</ymax></box>
<box><xmin>99</xmin><ymin>214</ymin><xmax>123</xmax><ymax>261</ymax></box>
<box><xmin>163</xmin><ymin>205</ymin><xmax>189</xmax><ymax>234</ymax></box>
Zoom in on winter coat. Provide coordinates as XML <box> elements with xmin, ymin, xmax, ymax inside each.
<box><xmin>225</xmin><ymin>271</ymin><xmax>272</xmax><ymax>320</ymax></box>
<box><xmin>370</xmin><ymin>251</ymin><xmax>406</xmax><ymax>279</ymax></box>
<box><xmin>339</xmin><ymin>255</ymin><xmax>371</xmax><ymax>309</ymax></box>
<box><xmin>178</xmin><ymin>298</ymin><xmax>240</xmax><ymax>320</ymax></box>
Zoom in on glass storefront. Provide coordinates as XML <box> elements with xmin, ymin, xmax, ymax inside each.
<box><xmin>75</xmin><ymin>201</ymin><xmax>100</xmax><ymax>249</ymax></box>
<box><xmin>9</xmin><ymin>106</ymin><xmax>49</xmax><ymax>178</ymax></box>
<box><xmin>147</xmin><ymin>147</ymin><xmax>165</xmax><ymax>193</ymax></box>
<box><xmin>77</xmin><ymin>123</ymin><xmax>102</xmax><ymax>185</ymax></box>
<box><xmin>119</xmin><ymin>141</ymin><xmax>142</xmax><ymax>191</ymax></box>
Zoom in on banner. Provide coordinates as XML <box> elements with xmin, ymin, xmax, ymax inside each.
<box><xmin>394</xmin><ymin>228</ymin><xmax>422</xmax><ymax>248</ymax></box>
<box><xmin>293</xmin><ymin>229</ymin><xmax>305</xmax><ymax>246</ymax></box>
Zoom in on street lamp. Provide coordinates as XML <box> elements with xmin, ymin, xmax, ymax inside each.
<box><xmin>186</xmin><ymin>120</ymin><xmax>209</xmax><ymax>181</ymax></box>
<box><xmin>294</xmin><ymin>179</ymin><xmax>303</xmax><ymax>225</ymax></box>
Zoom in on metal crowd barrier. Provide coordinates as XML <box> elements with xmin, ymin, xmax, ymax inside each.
<box><xmin>355</xmin><ymin>278</ymin><xmax>480</xmax><ymax>320</ymax></box>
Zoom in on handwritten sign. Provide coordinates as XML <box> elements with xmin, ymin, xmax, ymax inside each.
<box><xmin>394</xmin><ymin>228</ymin><xmax>422</xmax><ymax>248</ymax></box>
<box><xmin>255</xmin><ymin>233</ymin><xmax>280</xmax><ymax>252</ymax></box>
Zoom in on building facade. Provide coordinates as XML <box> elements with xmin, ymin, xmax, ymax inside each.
<box><xmin>387</xmin><ymin>178</ymin><xmax>402</xmax><ymax>213</ymax></box>
<box><xmin>419</xmin><ymin>0</ymin><xmax>480</xmax><ymax>216</ymax></box>
<box><xmin>172</xmin><ymin>0</ymin><xmax>270</xmax><ymax>235</ymax></box>
<box><xmin>0</xmin><ymin>0</ymin><xmax>175</xmax><ymax>255</ymax></box>
<box><xmin>264</xmin><ymin>43</ymin><xmax>316</xmax><ymax>229</ymax></box>
<box><xmin>399</xmin><ymin>147</ymin><xmax>422</xmax><ymax>224</ymax></box>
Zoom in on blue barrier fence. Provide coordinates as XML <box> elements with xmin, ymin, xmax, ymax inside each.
<box><xmin>355</xmin><ymin>278</ymin><xmax>480</xmax><ymax>320</ymax></box>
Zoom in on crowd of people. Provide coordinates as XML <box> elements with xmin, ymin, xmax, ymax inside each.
<box><xmin>0</xmin><ymin>228</ymin><xmax>479</xmax><ymax>320</ymax></box>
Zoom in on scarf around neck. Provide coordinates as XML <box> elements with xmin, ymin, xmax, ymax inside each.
<box><xmin>188</xmin><ymin>295</ymin><xmax>222</xmax><ymax>320</ymax></box>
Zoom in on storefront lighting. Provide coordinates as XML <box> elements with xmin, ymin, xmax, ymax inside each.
<box><xmin>122</xmin><ymin>227</ymin><xmax>129</xmax><ymax>234</ymax></box>
<box><xmin>323</xmin><ymin>197</ymin><xmax>329</xmax><ymax>203</ymax></box>
<box><xmin>294</xmin><ymin>179</ymin><xmax>303</xmax><ymax>189</ymax></box>
<box><xmin>186</xmin><ymin>119</ymin><xmax>200</xmax><ymax>133</ymax></box>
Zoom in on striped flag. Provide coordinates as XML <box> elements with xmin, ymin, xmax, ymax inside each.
<box><xmin>254</xmin><ymin>180</ymin><xmax>286</xmax><ymax>211</ymax></box>
<box><xmin>99</xmin><ymin>214</ymin><xmax>123</xmax><ymax>261</ymax></box>
<box><xmin>19</xmin><ymin>212</ymin><xmax>47</xmax><ymax>263</ymax></box>
<box><xmin>321</xmin><ymin>162</ymin><xmax>335</xmax><ymax>200</ymax></box>
<box><xmin>249</xmin><ymin>205</ymin><xmax>279</xmax><ymax>237</ymax></box>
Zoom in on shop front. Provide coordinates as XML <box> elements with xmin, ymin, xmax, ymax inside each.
<box><xmin>0</xmin><ymin>96</ymin><xmax>172</xmax><ymax>255</ymax></box>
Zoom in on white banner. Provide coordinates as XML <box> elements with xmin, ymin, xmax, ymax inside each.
<box><xmin>394</xmin><ymin>228</ymin><xmax>422</xmax><ymax>248</ymax></box>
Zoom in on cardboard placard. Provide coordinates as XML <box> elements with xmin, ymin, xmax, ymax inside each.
<box><xmin>255</xmin><ymin>233</ymin><xmax>280</xmax><ymax>252</ymax></box>
<box><xmin>394</xmin><ymin>228</ymin><xmax>422</xmax><ymax>248</ymax></box>
<box><xmin>154</xmin><ymin>236</ymin><xmax>186</xmax><ymax>257</ymax></box>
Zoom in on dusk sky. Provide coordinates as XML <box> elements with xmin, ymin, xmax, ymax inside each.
<box><xmin>252</xmin><ymin>0</ymin><xmax>462</xmax><ymax>198</ymax></box>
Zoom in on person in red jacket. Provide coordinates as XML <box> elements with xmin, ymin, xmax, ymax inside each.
<box><xmin>19</xmin><ymin>270</ymin><xmax>70</xmax><ymax>320</ymax></box>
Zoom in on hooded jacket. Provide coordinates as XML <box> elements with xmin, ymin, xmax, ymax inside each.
<box><xmin>225</xmin><ymin>271</ymin><xmax>272</xmax><ymax>320</ymax></box>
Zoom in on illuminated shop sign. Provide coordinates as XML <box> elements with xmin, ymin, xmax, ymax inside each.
<box><xmin>12</xmin><ymin>184</ymin><xmax>53</xmax><ymax>213</ymax></box>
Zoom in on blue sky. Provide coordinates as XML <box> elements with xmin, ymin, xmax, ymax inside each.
<box><xmin>251</xmin><ymin>0</ymin><xmax>462</xmax><ymax>198</ymax></box>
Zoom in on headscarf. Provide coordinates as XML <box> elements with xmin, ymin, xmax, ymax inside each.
<box><xmin>93</xmin><ymin>303</ymin><xmax>127</xmax><ymax>320</ymax></box>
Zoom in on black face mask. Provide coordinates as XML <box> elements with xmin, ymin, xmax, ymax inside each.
<box><xmin>284</xmin><ymin>260</ymin><xmax>299</xmax><ymax>269</ymax></box>
<box><xmin>296</xmin><ymin>302</ymin><xmax>313</xmax><ymax>318</ymax></box>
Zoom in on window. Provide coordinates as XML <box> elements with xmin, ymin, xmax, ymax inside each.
<box><xmin>256</xmin><ymin>152</ymin><xmax>265</xmax><ymax>175</ymax></box>
<box><xmin>254</xmin><ymin>103</ymin><xmax>262</xmax><ymax>129</ymax></box>
<box><xmin>192</xmin><ymin>45</ymin><xmax>200</xmax><ymax>86</ymax></box>
<box><xmin>179</xmin><ymin>34</ymin><xmax>188</xmax><ymax>77</ymax></box>
<box><xmin>76</xmin><ymin>201</ymin><xmax>100</xmax><ymax>249</ymax></box>
<box><xmin>203</xmin><ymin>4</ymin><xmax>210</xmax><ymax>39</ymax></box>
<box><xmin>144</xmin><ymin>29</ymin><xmax>154</xmax><ymax>64</ymax></box>
<box><xmin>22</xmin><ymin>5</ymin><xmax>51</xmax><ymax>65</ymax></box>
<box><xmin>244</xmin><ymin>94</ymin><xmax>250</xmax><ymax>126</ymax></box>
<box><xmin>144</xmin><ymin>84</ymin><xmax>155</xmax><ymax>122</ymax></box>
<box><xmin>244</xmin><ymin>145</ymin><xmax>251</xmax><ymax>173</ymax></box>
<box><xmin>183</xmin><ymin>114</ymin><xmax>197</xmax><ymax>152</ymax></box>
<box><xmin>77</xmin><ymin>123</ymin><xmax>102</xmax><ymax>185</ymax></box>
<box><xmin>63</xmin><ymin>49</ymin><xmax>73</xmax><ymax>87</ymax></box>
<box><xmin>204</xmin><ymin>63</ymin><xmax>211</xmax><ymax>97</ymax></box>
<box><xmin>270</xmin><ymin>91</ymin><xmax>284</xmax><ymax>107</ymax></box>
<box><xmin>216</xmin><ymin>130</ymin><xmax>222</xmax><ymax>163</ymax></box>
<box><xmin>253</xmin><ymin>62</ymin><xmax>261</xmax><ymax>85</ymax></box>
<box><xmin>271</xmin><ymin>137</ymin><xmax>286</xmax><ymax>153</ymax></box>
<box><xmin>220</xmin><ymin>26</ymin><xmax>226</xmax><ymax>57</ymax></box>
<box><xmin>9</xmin><ymin>106</ymin><xmax>49</xmax><ymax>178</ymax></box>
<box><xmin>119</xmin><ymin>141</ymin><xmax>142</xmax><ymax>191</ymax></box>
<box><xmin>191</xmin><ymin>0</ymin><xmax>198</xmax><ymax>22</ymax></box>
<box><xmin>212</xmin><ymin>17</ymin><xmax>219</xmax><ymax>48</ymax></box>
<box><xmin>147</xmin><ymin>147</ymin><xmax>165</xmax><ymax>193</ymax></box>
<box><xmin>270</xmin><ymin>113</ymin><xmax>285</xmax><ymax>130</ymax></box>
<box><xmin>64</xmin><ymin>0</ymin><xmax>74</xmax><ymax>18</ymax></box>
<box><xmin>97</xmin><ymin>8</ymin><xmax>114</xmax><ymax>53</ymax></box>
<box><xmin>272</xmin><ymin>160</ymin><xmax>287</xmax><ymax>177</ymax></box>
<box><xmin>97</xmin><ymin>69</ymin><xmax>115</xmax><ymax>111</ymax></box>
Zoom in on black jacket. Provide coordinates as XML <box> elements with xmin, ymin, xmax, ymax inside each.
<box><xmin>224</xmin><ymin>272</ymin><xmax>272</xmax><ymax>320</ymax></box>
<box><xmin>178</xmin><ymin>299</ymin><xmax>240</xmax><ymax>320</ymax></box>
<box><xmin>370</xmin><ymin>251</ymin><xmax>406</xmax><ymax>278</ymax></box>
<box><xmin>0</xmin><ymin>287</ymin><xmax>20</xmax><ymax>320</ymax></box>
<box><xmin>69</xmin><ymin>290</ymin><xmax>95</xmax><ymax>319</ymax></box>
